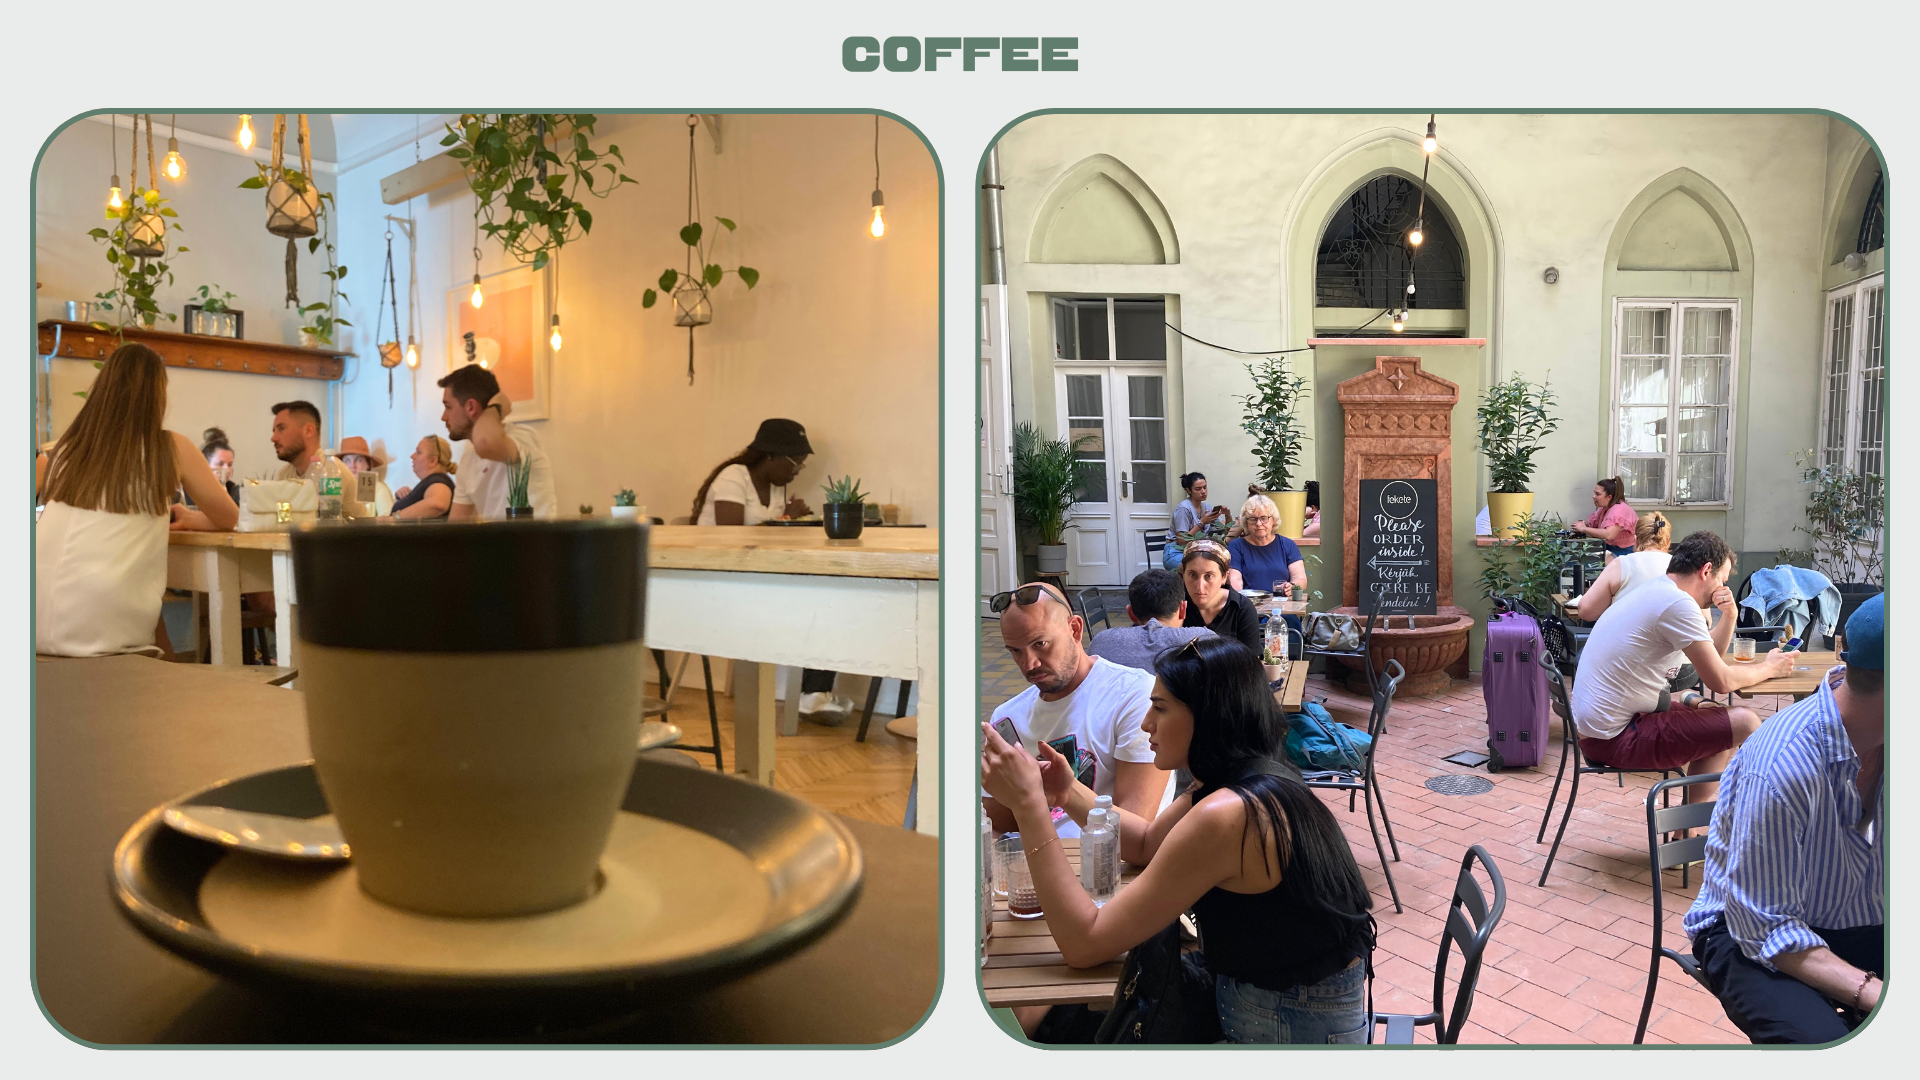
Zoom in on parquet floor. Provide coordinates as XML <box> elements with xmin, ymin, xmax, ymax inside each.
<box><xmin>978</xmin><ymin>615</ymin><xmax>1794</xmax><ymax>1044</ymax></box>
<box><xmin>652</xmin><ymin>679</ymin><xmax>917</xmax><ymax>828</ymax></box>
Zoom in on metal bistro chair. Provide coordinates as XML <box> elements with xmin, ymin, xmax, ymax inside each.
<box><xmin>854</xmin><ymin>677</ymin><xmax>913</xmax><ymax>742</ymax></box>
<box><xmin>649</xmin><ymin>648</ymin><xmax>724</xmax><ymax>771</ymax></box>
<box><xmin>1071</xmin><ymin>586</ymin><xmax>1113</xmax><ymax>643</ymax></box>
<box><xmin>1534</xmin><ymin>650</ymin><xmax>1684</xmax><ymax>887</ymax></box>
<box><xmin>1301</xmin><ymin>646</ymin><xmax>1408</xmax><ymax>914</ymax></box>
<box><xmin>1634</xmin><ymin>772</ymin><xmax>1721</xmax><ymax>1044</ymax></box>
<box><xmin>1144</xmin><ymin>530</ymin><xmax>1171</xmax><ymax>569</ymax></box>
<box><xmin>1372</xmin><ymin>844</ymin><xmax>1508</xmax><ymax>1044</ymax></box>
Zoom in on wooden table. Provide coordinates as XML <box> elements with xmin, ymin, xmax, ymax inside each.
<box><xmin>167</xmin><ymin>527</ymin><xmax>299</xmax><ymax>668</ymax></box>
<box><xmin>32</xmin><ymin>655</ymin><xmax>937</xmax><ymax>1045</ymax></box>
<box><xmin>1727</xmin><ymin>650</ymin><xmax>1838</xmax><ymax>701</ymax></box>
<box><xmin>1273</xmin><ymin>659</ymin><xmax>1310</xmax><ymax>713</ymax></box>
<box><xmin>982</xmin><ymin>838</ymin><xmax>1140</xmax><ymax>1009</ymax></box>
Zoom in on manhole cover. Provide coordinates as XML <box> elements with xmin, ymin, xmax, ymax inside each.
<box><xmin>1425</xmin><ymin>774</ymin><xmax>1494</xmax><ymax>796</ymax></box>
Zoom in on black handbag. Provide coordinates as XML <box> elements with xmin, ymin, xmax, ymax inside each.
<box><xmin>1094</xmin><ymin>918</ymin><xmax>1222</xmax><ymax>1044</ymax></box>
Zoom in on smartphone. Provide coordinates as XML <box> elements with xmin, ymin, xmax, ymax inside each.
<box><xmin>991</xmin><ymin>717</ymin><xmax>1020</xmax><ymax>748</ymax></box>
<box><xmin>1046</xmin><ymin>734</ymin><xmax>1079</xmax><ymax>764</ymax></box>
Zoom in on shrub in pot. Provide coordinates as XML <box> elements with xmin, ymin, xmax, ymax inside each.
<box><xmin>821</xmin><ymin>475</ymin><xmax>868</xmax><ymax>539</ymax></box>
<box><xmin>1238</xmin><ymin>357</ymin><xmax>1311</xmax><ymax>537</ymax></box>
<box><xmin>1778</xmin><ymin>451</ymin><xmax>1884</xmax><ymax>644</ymax></box>
<box><xmin>1476</xmin><ymin>373</ymin><xmax>1561</xmax><ymax>538</ymax></box>
<box><xmin>1012</xmin><ymin>421</ymin><xmax>1087</xmax><ymax>574</ymax></box>
<box><xmin>1475</xmin><ymin>512</ymin><xmax>1571</xmax><ymax>615</ymax></box>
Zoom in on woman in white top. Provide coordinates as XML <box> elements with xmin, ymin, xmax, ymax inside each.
<box><xmin>691</xmin><ymin>418</ymin><xmax>815</xmax><ymax>526</ymax></box>
<box><xmin>36</xmin><ymin>343</ymin><xmax>239</xmax><ymax>656</ymax></box>
<box><xmin>1576</xmin><ymin>511</ymin><xmax>1673</xmax><ymax>623</ymax></box>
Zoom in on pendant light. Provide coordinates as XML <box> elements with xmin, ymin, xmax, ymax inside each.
<box><xmin>1391</xmin><ymin>310</ymin><xmax>1406</xmax><ymax>333</ymax></box>
<box><xmin>163</xmin><ymin>114</ymin><xmax>185</xmax><ymax>180</ymax></box>
<box><xmin>868</xmin><ymin>115</ymin><xmax>886</xmax><ymax>238</ymax></box>
<box><xmin>236</xmin><ymin>113</ymin><xmax>254</xmax><ymax>151</ymax></box>
<box><xmin>106</xmin><ymin>114</ymin><xmax>122</xmax><ymax>210</ymax></box>
<box><xmin>548</xmin><ymin>251</ymin><xmax>563</xmax><ymax>352</ymax></box>
<box><xmin>470</xmin><ymin>211</ymin><xmax>484</xmax><ymax>309</ymax></box>
<box><xmin>1422</xmin><ymin>116</ymin><xmax>1438</xmax><ymax>155</ymax></box>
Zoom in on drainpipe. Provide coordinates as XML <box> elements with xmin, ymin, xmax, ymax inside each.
<box><xmin>983</xmin><ymin>148</ymin><xmax>1006</xmax><ymax>286</ymax></box>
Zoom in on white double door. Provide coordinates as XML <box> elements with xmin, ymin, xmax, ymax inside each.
<box><xmin>1056</xmin><ymin>365</ymin><xmax>1173</xmax><ymax>586</ymax></box>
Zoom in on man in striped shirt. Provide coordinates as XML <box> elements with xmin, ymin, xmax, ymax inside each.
<box><xmin>1684</xmin><ymin>593</ymin><xmax>1885</xmax><ymax>1043</ymax></box>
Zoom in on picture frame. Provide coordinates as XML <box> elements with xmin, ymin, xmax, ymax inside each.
<box><xmin>183</xmin><ymin>304</ymin><xmax>244</xmax><ymax>340</ymax></box>
<box><xmin>446</xmin><ymin>262</ymin><xmax>552</xmax><ymax>422</ymax></box>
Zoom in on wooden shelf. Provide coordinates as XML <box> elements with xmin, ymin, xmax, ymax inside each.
<box><xmin>37</xmin><ymin>320</ymin><xmax>351</xmax><ymax>381</ymax></box>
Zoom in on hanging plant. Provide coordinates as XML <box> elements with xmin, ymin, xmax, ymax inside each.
<box><xmin>237</xmin><ymin>115</ymin><xmax>350</xmax><ymax>345</ymax></box>
<box><xmin>642</xmin><ymin>115</ymin><xmax>760</xmax><ymax>384</ymax></box>
<box><xmin>87</xmin><ymin>115</ymin><xmax>187</xmax><ymax>331</ymax></box>
<box><xmin>441</xmin><ymin>113</ymin><xmax>635</xmax><ymax>270</ymax></box>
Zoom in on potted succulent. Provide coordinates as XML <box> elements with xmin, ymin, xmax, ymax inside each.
<box><xmin>1779</xmin><ymin>450</ymin><xmax>1884</xmax><ymax>644</ymax></box>
<box><xmin>579</xmin><ymin>503</ymin><xmax>594</xmax><ymax>516</ymax></box>
<box><xmin>1238</xmin><ymin>357</ymin><xmax>1312</xmax><ymax>538</ymax></box>
<box><xmin>504</xmin><ymin>455</ymin><xmax>535</xmax><ymax>519</ymax></box>
<box><xmin>611</xmin><ymin>489</ymin><xmax>642</xmax><ymax>521</ymax></box>
<box><xmin>1477</xmin><ymin>373</ymin><xmax>1561</xmax><ymax>538</ymax></box>
<box><xmin>821</xmin><ymin>475</ymin><xmax>868</xmax><ymax>540</ymax></box>
<box><xmin>1013</xmin><ymin>421</ymin><xmax>1088</xmax><ymax>575</ymax></box>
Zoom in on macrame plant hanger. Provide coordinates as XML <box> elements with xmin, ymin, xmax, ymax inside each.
<box><xmin>265</xmin><ymin>114</ymin><xmax>318</xmax><ymax>307</ymax></box>
<box><xmin>675</xmin><ymin>115</ymin><xmax>715</xmax><ymax>384</ymax></box>
<box><xmin>374</xmin><ymin>225</ymin><xmax>403</xmax><ymax>405</ymax></box>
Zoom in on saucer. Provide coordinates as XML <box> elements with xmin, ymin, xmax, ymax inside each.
<box><xmin>113</xmin><ymin>756</ymin><xmax>862</xmax><ymax>1004</ymax></box>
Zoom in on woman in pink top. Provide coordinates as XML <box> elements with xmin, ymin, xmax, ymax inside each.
<box><xmin>1571</xmin><ymin>476</ymin><xmax>1637</xmax><ymax>561</ymax></box>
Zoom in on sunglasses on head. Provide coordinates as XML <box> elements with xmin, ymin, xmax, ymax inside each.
<box><xmin>990</xmin><ymin>585</ymin><xmax>1064</xmax><ymax>613</ymax></box>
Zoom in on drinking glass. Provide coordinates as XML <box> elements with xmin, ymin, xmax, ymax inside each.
<box><xmin>993</xmin><ymin>833</ymin><xmax>1021</xmax><ymax>898</ymax></box>
<box><xmin>1272</xmin><ymin>579</ymin><xmax>1290</xmax><ymax>600</ymax></box>
<box><xmin>1005</xmin><ymin>845</ymin><xmax>1043</xmax><ymax>919</ymax></box>
<box><xmin>1732</xmin><ymin>637</ymin><xmax>1756</xmax><ymax>662</ymax></box>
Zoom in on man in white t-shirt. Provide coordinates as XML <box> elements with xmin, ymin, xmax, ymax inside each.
<box><xmin>984</xmin><ymin>582</ymin><xmax>1169</xmax><ymax>832</ymax></box>
<box><xmin>1570</xmin><ymin>531</ymin><xmax>1793</xmax><ymax>802</ymax></box>
<box><xmin>438</xmin><ymin>365</ymin><xmax>556</xmax><ymax>520</ymax></box>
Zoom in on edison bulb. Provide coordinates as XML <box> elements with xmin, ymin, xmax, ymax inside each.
<box><xmin>1408</xmin><ymin>227</ymin><xmax>1424</xmax><ymax>247</ymax></box>
<box><xmin>470</xmin><ymin>279</ymin><xmax>484</xmax><ymax>309</ymax></box>
<box><xmin>1391</xmin><ymin>311</ymin><xmax>1406</xmax><ymax>333</ymax></box>
<box><xmin>107</xmin><ymin>183</ymin><xmax>123</xmax><ymax>211</ymax></box>
<box><xmin>870</xmin><ymin>189</ymin><xmax>886</xmax><ymax>238</ymax></box>
<box><xmin>405</xmin><ymin>340</ymin><xmax>419</xmax><ymax>368</ymax></box>
<box><xmin>237</xmin><ymin>114</ymin><xmax>254</xmax><ymax>151</ymax></box>
<box><xmin>164</xmin><ymin>140</ymin><xmax>184</xmax><ymax>180</ymax></box>
<box><xmin>549</xmin><ymin>316</ymin><xmax>563</xmax><ymax>352</ymax></box>
<box><xmin>1422</xmin><ymin>134</ymin><xmax>1437</xmax><ymax>154</ymax></box>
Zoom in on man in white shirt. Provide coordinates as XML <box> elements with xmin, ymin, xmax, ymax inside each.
<box><xmin>984</xmin><ymin>582</ymin><xmax>1168</xmax><ymax>832</ymax></box>
<box><xmin>438</xmin><ymin>365</ymin><xmax>556</xmax><ymax>520</ymax></box>
<box><xmin>266</xmin><ymin>400</ymin><xmax>323</xmax><ymax>480</ymax></box>
<box><xmin>1570</xmin><ymin>531</ymin><xmax>1793</xmax><ymax>802</ymax></box>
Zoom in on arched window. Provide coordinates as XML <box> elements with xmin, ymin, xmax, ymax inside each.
<box><xmin>1855</xmin><ymin>170</ymin><xmax>1884</xmax><ymax>255</ymax></box>
<box><xmin>1316</xmin><ymin>175</ymin><xmax>1465</xmax><ymax>309</ymax></box>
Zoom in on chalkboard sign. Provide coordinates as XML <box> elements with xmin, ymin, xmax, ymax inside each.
<box><xmin>1358</xmin><ymin>478</ymin><xmax>1438</xmax><ymax>616</ymax></box>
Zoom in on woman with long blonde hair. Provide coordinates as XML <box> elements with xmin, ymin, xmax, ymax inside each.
<box><xmin>1575</xmin><ymin>511</ymin><xmax>1675</xmax><ymax>622</ymax></box>
<box><xmin>36</xmin><ymin>343</ymin><xmax>237</xmax><ymax>656</ymax></box>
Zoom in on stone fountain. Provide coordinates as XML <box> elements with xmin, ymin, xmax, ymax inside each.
<box><xmin>1332</xmin><ymin>356</ymin><xmax>1475</xmax><ymax>697</ymax></box>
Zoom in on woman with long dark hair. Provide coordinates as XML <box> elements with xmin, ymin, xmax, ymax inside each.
<box><xmin>1166</xmin><ymin>472</ymin><xmax>1230</xmax><ymax>570</ymax></box>
<box><xmin>36</xmin><ymin>343</ymin><xmax>238</xmax><ymax>656</ymax></box>
<box><xmin>1572</xmin><ymin>476</ymin><xmax>1636</xmax><ymax>561</ymax></box>
<box><xmin>195</xmin><ymin>427</ymin><xmax>241</xmax><ymax>508</ymax></box>
<box><xmin>981</xmin><ymin>635</ymin><xmax>1376</xmax><ymax>1043</ymax></box>
<box><xmin>691</xmin><ymin>418</ymin><xmax>814</xmax><ymax>525</ymax></box>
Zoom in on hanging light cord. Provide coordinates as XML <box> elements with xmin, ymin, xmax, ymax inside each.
<box><xmin>1162</xmin><ymin>304</ymin><xmax>1397</xmax><ymax>356</ymax></box>
<box><xmin>873</xmin><ymin>114</ymin><xmax>881</xmax><ymax>189</ymax></box>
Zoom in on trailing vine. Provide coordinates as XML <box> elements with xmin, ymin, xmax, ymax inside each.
<box><xmin>441</xmin><ymin>113</ymin><xmax>635</xmax><ymax>270</ymax></box>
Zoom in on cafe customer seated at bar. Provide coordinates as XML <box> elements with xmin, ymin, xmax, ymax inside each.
<box><xmin>440</xmin><ymin>364</ymin><xmax>556</xmax><ymax>520</ymax></box>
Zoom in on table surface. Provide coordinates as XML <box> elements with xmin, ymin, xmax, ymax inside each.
<box><xmin>982</xmin><ymin>838</ymin><xmax>1137</xmax><ymax>1009</ymax></box>
<box><xmin>33</xmin><ymin>655</ymin><xmax>936</xmax><ymax>1045</ymax></box>
<box><xmin>1728</xmin><ymin>650</ymin><xmax>1838</xmax><ymax>699</ymax></box>
<box><xmin>1274</xmin><ymin>659</ymin><xmax>1309</xmax><ymax>712</ymax></box>
<box><xmin>169</xmin><ymin>523</ymin><xmax>938</xmax><ymax>580</ymax></box>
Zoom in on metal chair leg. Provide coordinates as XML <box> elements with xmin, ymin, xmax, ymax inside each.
<box><xmin>701</xmin><ymin>655</ymin><xmax>724</xmax><ymax>772</ymax></box>
<box><xmin>855</xmin><ymin>677</ymin><xmax>883</xmax><ymax>742</ymax></box>
<box><xmin>895</xmin><ymin>679</ymin><xmax>912</xmax><ymax>718</ymax></box>
<box><xmin>1362</xmin><ymin>777</ymin><xmax>1403</xmax><ymax>914</ymax></box>
<box><xmin>1368</xmin><ymin>761</ymin><xmax>1401</xmax><ymax>861</ymax></box>
<box><xmin>1539</xmin><ymin>765</ymin><xmax>1583</xmax><ymax>887</ymax></box>
<box><xmin>1634</xmin><ymin>947</ymin><xmax>1664</xmax><ymax>1043</ymax></box>
<box><xmin>1539</xmin><ymin>735</ymin><xmax>1574</xmax><ymax>843</ymax></box>
<box><xmin>652</xmin><ymin>648</ymin><xmax>671</xmax><ymax>697</ymax></box>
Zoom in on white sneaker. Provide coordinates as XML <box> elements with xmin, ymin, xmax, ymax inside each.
<box><xmin>800</xmin><ymin>692</ymin><xmax>855</xmax><ymax>725</ymax></box>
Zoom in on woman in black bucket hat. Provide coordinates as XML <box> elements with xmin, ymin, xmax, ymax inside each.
<box><xmin>691</xmin><ymin>418</ymin><xmax>815</xmax><ymax>526</ymax></box>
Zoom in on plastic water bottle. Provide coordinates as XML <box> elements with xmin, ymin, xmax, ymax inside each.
<box><xmin>1094</xmin><ymin>794</ymin><xmax>1120</xmax><ymax>893</ymax></box>
<box><xmin>980</xmin><ymin>809</ymin><xmax>993</xmax><ymax>966</ymax></box>
<box><xmin>315</xmin><ymin>452</ymin><xmax>347</xmax><ymax>520</ymax></box>
<box><xmin>1081</xmin><ymin>808</ymin><xmax>1116</xmax><ymax>906</ymax></box>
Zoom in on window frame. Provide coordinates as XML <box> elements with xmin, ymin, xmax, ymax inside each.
<box><xmin>1816</xmin><ymin>274</ymin><xmax>1885</xmax><ymax>479</ymax></box>
<box><xmin>1608</xmin><ymin>296</ymin><xmax>1741</xmax><ymax>509</ymax></box>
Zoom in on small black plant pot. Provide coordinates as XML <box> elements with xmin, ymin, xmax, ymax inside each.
<box><xmin>504</xmin><ymin>505</ymin><xmax>536</xmax><ymax>519</ymax></box>
<box><xmin>822</xmin><ymin>503</ymin><xmax>865</xmax><ymax>539</ymax></box>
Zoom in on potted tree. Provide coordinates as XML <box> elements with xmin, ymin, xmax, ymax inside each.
<box><xmin>611</xmin><ymin>489</ymin><xmax>642</xmax><ymax>521</ymax></box>
<box><xmin>821</xmin><ymin>475</ymin><xmax>869</xmax><ymax>539</ymax></box>
<box><xmin>1779</xmin><ymin>451</ymin><xmax>1884</xmax><ymax>644</ymax></box>
<box><xmin>1013</xmin><ymin>421</ymin><xmax>1086</xmax><ymax>575</ymax></box>
<box><xmin>1476</xmin><ymin>373</ymin><xmax>1561</xmax><ymax>538</ymax></box>
<box><xmin>1237</xmin><ymin>357</ymin><xmax>1311</xmax><ymax>537</ymax></box>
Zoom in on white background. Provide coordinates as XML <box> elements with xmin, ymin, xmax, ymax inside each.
<box><xmin>3</xmin><ymin>0</ymin><xmax>1911</xmax><ymax>1074</ymax></box>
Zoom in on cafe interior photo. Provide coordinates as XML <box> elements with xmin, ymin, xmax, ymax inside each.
<box><xmin>978</xmin><ymin>112</ymin><xmax>1887</xmax><ymax>1044</ymax></box>
<box><xmin>32</xmin><ymin>110</ymin><xmax>940</xmax><ymax>1044</ymax></box>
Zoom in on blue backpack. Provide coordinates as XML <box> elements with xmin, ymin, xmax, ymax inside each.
<box><xmin>1283</xmin><ymin>702</ymin><xmax>1373</xmax><ymax>772</ymax></box>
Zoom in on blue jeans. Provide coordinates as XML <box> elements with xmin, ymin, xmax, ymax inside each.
<box><xmin>1215</xmin><ymin>958</ymin><xmax>1368</xmax><ymax>1044</ymax></box>
<box><xmin>1161</xmin><ymin>545</ymin><xmax>1184</xmax><ymax>571</ymax></box>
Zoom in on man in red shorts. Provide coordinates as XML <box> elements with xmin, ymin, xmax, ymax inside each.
<box><xmin>1569</xmin><ymin>531</ymin><xmax>1794</xmax><ymax>803</ymax></box>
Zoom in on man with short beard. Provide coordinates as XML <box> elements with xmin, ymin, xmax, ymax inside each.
<box><xmin>438</xmin><ymin>364</ymin><xmax>555</xmax><ymax>520</ymax></box>
<box><xmin>266</xmin><ymin>400</ymin><xmax>323</xmax><ymax>481</ymax></box>
<box><xmin>983</xmin><ymin>582</ymin><xmax>1168</xmax><ymax>833</ymax></box>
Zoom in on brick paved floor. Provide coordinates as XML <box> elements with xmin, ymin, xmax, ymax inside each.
<box><xmin>978</xmin><ymin>616</ymin><xmax>1789</xmax><ymax>1044</ymax></box>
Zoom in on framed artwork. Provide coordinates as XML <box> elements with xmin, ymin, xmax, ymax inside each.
<box><xmin>447</xmin><ymin>263</ymin><xmax>551</xmax><ymax>421</ymax></box>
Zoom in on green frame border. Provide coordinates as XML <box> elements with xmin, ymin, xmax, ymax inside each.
<box><xmin>28</xmin><ymin>106</ymin><xmax>945</xmax><ymax>1050</ymax></box>
<box><xmin>972</xmin><ymin>106</ymin><xmax>1889</xmax><ymax>1050</ymax></box>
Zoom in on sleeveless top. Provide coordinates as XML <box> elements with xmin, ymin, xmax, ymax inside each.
<box><xmin>36</xmin><ymin>500</ymin><xmax>168</xmax><ymax>656</ymax></box>
<box><xmin>1187</xmin><ymin>758</ymin><xmax>1374</xmax><ymax>993</ymax></box>
<box><xmin>390</xmin><ymin>472</ymin><xmax>454</xmax><ymax>517</ymax></box>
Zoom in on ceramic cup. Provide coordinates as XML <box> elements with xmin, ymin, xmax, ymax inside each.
<box><xmin>291</xmin><ymin>519</ymin><xmax>648</xmax><ymax>917</ymax></box>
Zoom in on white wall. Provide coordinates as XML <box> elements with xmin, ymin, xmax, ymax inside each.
<box><xmin>330</xmin><ymin>113</ymin><xmax>940</xmax><ymax>525</ymax></box>
<box><xmin>34</xmin><ymin>115</ymin><xmax>338</xmax><ymax>474</ymax></box>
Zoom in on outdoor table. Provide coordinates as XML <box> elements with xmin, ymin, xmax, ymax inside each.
<box><xmin>1274</xmin><ymin>659</ymin><xmax>1309</xmax><ymax>713</ymax></box>
<box><xmin>32</xmin><ymin>654</ymin><xmax>937</xmax><ymax>1045</ymax></box>
<box><xmin>982</xmin><ymin>838</ymin><xmax>1140</xmax><ymax>1010</ymax></box>
<box><xmin>1726</xmin><ymin>650</ymin><xmax>1838</xmax><ymax>701</ymax></box>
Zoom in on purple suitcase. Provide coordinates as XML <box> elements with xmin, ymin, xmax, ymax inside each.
<box><xmin>1482</xmin><ymin>609</ymin><xmax>1550</xmax><ymax>770</ymax></box>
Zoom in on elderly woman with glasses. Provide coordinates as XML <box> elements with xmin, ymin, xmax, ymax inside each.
<box><xmin>1180</xmin><ymin>540</ymin><xmax>1263</xmax><ymax>655</ymax></box>
<box><xmin>1228</xmin><ymin>493</ymin><xmax>1307</xmax><ymax>598</ymax></box>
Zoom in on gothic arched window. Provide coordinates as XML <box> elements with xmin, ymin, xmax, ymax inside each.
<box><xmin>1316</xmin><ymin>175</ymin><xmax>1465</xmax><ymax>310</ymax></box>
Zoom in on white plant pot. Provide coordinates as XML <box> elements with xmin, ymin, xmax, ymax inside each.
<box><xmin>610</xmin><ymin>505</ymin><xmax>641</xmax><ymax>521</ymax></box>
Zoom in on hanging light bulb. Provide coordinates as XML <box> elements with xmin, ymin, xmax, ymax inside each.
<box><xmin>1391</xmin><ymin>310</ymin><xmax>1406</xmax><ymax>333</ymax></box>
<box><xmin>549</xmin><ymin>314</ymin><xmax>563</xmax><ymax>352</ymax></box>
<box><xmin>1408</xmin><ymin>219</ymin><xmax>1425</xmax><ymax>247</ymax></box>
<box><xmin>870</xmin><ymin>191</ymin><xmax>886</xmax><ymax>238</ymax></box>
<box><xmin>471</xmin><ymin>274</ymin><xmax>484</xmax><ymax>309</ymax></box>
<box><xmin>163</xmin><ymin>115</ymin><xmax>184</xmax><ymax>180</ymax></box>
<box><xmin>236</xmin><ymin>114</ymin><xmax>254</xmax><ymax>151</ymax></box>
<box><xmin>1422</xmin><ymin>118</ymin><xmax>1438</xmax><ymax>155</ymax></box>
<box><xmin>405</xmin><ymin>337</ymin><xmax>419</xmax><ymax>368</ymax></box>
<box><xmin>107</xmin><ymin>175</ymin><xmax>123</xmax><ymax>210</ymax></box>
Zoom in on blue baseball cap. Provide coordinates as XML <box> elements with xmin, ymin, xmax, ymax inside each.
<box><xmin>1841</xmin><ymin>593</ymin><xmax>1884</xmax><ymax>671</ymax></box>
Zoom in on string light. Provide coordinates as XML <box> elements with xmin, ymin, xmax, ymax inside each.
<box><xmin>405</xmin><ymin>338</ymin><xmax>419</xmax><ymax>368</ymax></box>
<box><xmin>1408</xmin><ymin>221</ymin><xmax>1424</xmax><ymax>247</ymax></box>
<box><xmin>1391</xmin><ymin>310</ymin><xmax>1406</xmax><ymax>333</ymax></box>
<box><xmin>106</xmin><ymin>114</ymin><xmax>122</xmax><ymax>210</ymax></box>
<box><xmin>868</xmin><ymin>115</ymin><xmax>886</xmax><ymax>238</ymax></box>
<box><xmin>550</xmin><ymin>314</ymin><xmax>563</xmax><ymax>352</ymax></box>
<box><xmin>163</xmin><ymin>114</ymin><xmax>184</xmax><ymax>180</ymax></box>
<box><xmin>236</xmin><ymin>113</ymin><xmax>254</xmax><ymax>151</ymax></box>
<box><xmin>471</xmin><ymin>219</ymin><xmax>484</xmax><ymax>308</ymax></box>
<box><xmin>1422</xmin><ymin>117</ymin><xmax>1437</xmax><ymax>155</ymax></box>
